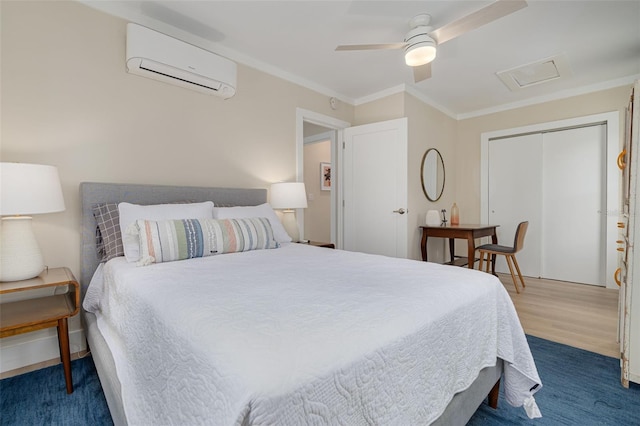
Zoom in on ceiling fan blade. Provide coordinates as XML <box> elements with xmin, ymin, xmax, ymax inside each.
<box><xmin>335</xmin><ymin>43</ymin><xmax>407</xmax><ymax>51</ymax></box>
<box><xmin>431</xmin><ymin>0</ymin><xmax>527</xmax><ymax>45</ymax></box>
<box><xmin>413</xmin><ymin>63</ymin><xmax>432</xmax><ymax>83</ymax></box>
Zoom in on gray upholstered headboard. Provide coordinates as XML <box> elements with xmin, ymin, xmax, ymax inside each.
<box><xmin>79</xmin><ymin>182</ymin><xmax>267</xmax><ymax>295</ymax></box>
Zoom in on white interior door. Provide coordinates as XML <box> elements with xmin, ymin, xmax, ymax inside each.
<box><xmin>343</xmin><ymin>118</ymin><xmax>408</xmax><ymax>258</ymax></box>
<box><xmin>488</xmin><ymin>134</ymin><xmax>543</xmax><ymax>277</ymax></box>
<box><xmin>541</xmin><ymin>125</ymin><xmax>605</xmax><ymax>285</ymax></box>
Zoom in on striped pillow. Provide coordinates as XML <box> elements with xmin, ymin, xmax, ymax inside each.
<box><xmin>135</xmin><ymin>217</ymin><xmax>279</xmax><ymax>265</ymax></box>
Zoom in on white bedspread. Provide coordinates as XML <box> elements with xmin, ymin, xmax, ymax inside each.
<box><xmin>84</xmin><ymin>243</ymin><xmax>541</xmax><ymax>425</ymax></box>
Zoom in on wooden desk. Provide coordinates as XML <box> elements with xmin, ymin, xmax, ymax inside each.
<box><xmin>420</xmin><ymin>224</ymin><xmax>499</xmax><ymax>269</ymax></box>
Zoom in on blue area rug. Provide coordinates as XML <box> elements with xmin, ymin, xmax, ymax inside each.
<box><xmin>0</xmin><ymin>355</ymin><xmax>113</xmax><ymax>426</ymax></box>
<box><xmin>1</xmin><ymin>336</ymin><xmax>639</xmax><ymax>425</ymax></box>
<box><xmin>469</xmin><ymin>335</ymin><xmax>640</xmax><ymax>425</ymax></box>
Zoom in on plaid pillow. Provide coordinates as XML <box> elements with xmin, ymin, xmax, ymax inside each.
<box><xmin>93</xmin><ymin>203</ymin><xmax>124</xmax><ymax>262</ymax></box>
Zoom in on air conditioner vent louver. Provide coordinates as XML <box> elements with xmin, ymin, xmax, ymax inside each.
<box><xmin>140</xmin><ymin>65</ymin><xmax>221</xmax><ymax>92</ymax></box>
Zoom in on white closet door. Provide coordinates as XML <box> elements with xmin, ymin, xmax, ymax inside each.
<box><xmin>541</xmin><ymin>125</ymin><xmax>605</xmax><ymax>285</ymax></box>
<box><xmin>488</xmin><ymin>134</ymin><xmax>543</xmax><ymax>277</ymax></box>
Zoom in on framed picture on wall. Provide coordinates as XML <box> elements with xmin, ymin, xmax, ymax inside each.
<box><xmin>320</xmin><ymin>162</ymin><xmax>331</xmax><ymax>191</ymax></box>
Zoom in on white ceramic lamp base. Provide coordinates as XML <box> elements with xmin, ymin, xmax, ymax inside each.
<box><xmin>0</xmin><ymin>216</ymin><xmax>45</xmax><ymax>281</ymax></box>
<box><xmin>426</xmin><ymin>210</ymin><xmax>441</xmax><ymax>226</ymax></box>
<box><xmin>280</xmin><ymin>210</ymin><xmax>301</xmax><ymax>243</ymax></box>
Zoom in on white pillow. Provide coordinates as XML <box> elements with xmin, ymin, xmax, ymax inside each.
<box><xmin>118</xmin><ymin>201</ymin><xmax>215</xmax><ymax>262</ymax></box>
<box><xmin>213</xmin><ymin>203</ymin><xmax>292</xmax><ymax>243</ymax></box>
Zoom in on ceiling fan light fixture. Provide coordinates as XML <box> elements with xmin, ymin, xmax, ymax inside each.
<box><xmin>405</xmin><ymin>43</ymin><xmax>436</xmax><ymax>67</ymax></box>
<box><xmin>404</xmin><ymin>30</ymin><xmax>436</xmax><ymax>66</ymax></box>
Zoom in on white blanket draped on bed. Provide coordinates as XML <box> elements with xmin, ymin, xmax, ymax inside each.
<box><xmin>84</xmin><ymin>243</ymin><xmax>541</xmax><ymax>425</ymax></box>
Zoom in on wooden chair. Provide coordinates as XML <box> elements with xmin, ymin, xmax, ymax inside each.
<box><xmin>477</xmin><ymin>221</ymin><xmax>529</xmax><ymax>293</ymax></box>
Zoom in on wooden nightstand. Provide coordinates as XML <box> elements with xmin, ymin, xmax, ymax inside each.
<box><xmin>0</xmin><ymin>267</ymin><xmax>79</xmax><ymax>394</ymax></box>
<box><xmin>299</xmin><ymin>241</ymin><xmax>335</xmax><ymax>249</ymax></box>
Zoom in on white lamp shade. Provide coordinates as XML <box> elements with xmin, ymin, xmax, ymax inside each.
<box><xmin>270</xmin><ymin>182</ymin><xmax>308</xmax><ymax>209</ymax></box>
<box><xmin>0</xmin><ymin>163</ymin><xmax>65</xmax><ymax>281</ymax></box>
<box><xmin>1</xmin><ymin>163</ymin><xmax>66</xmax><ymax>215</ymax></box>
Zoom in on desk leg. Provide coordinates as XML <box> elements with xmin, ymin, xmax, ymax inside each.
<box><xmin>448</xmin><ymin>238</ymin><xmax>455</xmax><ymax>263</ymax></box>
<box><xmin>421</xmin><ymin>232</ymin><xmax>428</xmax><ymax>261</ymax></box>
<box><xmin>467</xmin><ymin>237</ymin><xmax>476</xmax><ymax>269</ymax></box>
<box><xmin>57</xmin><ymin>318</ymin><xmax>73</xmax><ymax>394</ymax></box>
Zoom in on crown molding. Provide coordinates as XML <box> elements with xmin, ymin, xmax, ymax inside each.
<box><xmin>457</xmin><ymin>75</ymin><xmax>640</xmax><ymax>120</ymax></box>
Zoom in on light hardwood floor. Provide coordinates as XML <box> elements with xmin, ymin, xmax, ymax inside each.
<box><xmin>497</xmin><ymin>273</ymin><xmax>620</xmax><ymax>358</ymax></box>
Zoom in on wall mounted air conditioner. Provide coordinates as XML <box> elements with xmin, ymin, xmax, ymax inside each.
<box><xmin>126</xmin><ymin>23</ymin><xmax>237</xmax><ymax>99</ymax></box>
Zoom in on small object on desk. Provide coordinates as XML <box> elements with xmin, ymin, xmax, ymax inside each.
<box><xmin>441</xmin><ymin>209</ymin><xmax>448</xmax><ymax>226</ymax></box>
<box><xmin>0</xmin><ymin>267</ymin><xmax>79</xmax><ymax>394</ymax></box>
<box><xmin>451</xmin><ymin>203</ymin><xmax>460</xmax><ymax>225</ymax></box>
<box><xmin>426</xmin><ymin>210</ymin><xmax>440</xmax><ymax>226</ymax></box>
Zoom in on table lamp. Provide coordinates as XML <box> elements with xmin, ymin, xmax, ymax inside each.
<box><xmin>0</xmin><ymin>163</ymin><xmax>66</xmax><ymax>281</ymax></box>
<box><xmin>270</xmin><ymin>182</ymin><xmax>308</xmax><ymax>242</ymax></box>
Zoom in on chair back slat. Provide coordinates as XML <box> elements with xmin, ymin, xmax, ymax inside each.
<box><xmin>513</xmin><ymin>221</ymin><xmax>529</xmax><ymax>252</ymax></box>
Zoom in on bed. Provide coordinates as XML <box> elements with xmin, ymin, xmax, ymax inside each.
<box><xmin>79</xmin><ymin>182</ymin><xmax>541</xmax><ymax>425</ymax></box>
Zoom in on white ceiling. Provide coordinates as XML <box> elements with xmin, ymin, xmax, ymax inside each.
<box><xmin>84</xmin><ymin>0</ymin><xmax>640</xmax><ymax>118</ymax></box>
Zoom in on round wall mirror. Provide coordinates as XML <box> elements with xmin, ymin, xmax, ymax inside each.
<box><xmin>420</xmin><ymin>148</ymin><xmax>445</xmax><ymax>201</ymax></box>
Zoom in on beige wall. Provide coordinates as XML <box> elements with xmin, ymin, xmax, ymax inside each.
<box><xmin>0</xmin><ymin>0</ymin><xmax>353</xmax><ymax>368</ymax></box>
<box><xmin>0</xmin><ymin>0</ymin><xmax>354</xmax><ymax>279</ymax></box>
<box><xmin>404</xmin><ymin>93</ymin><xmax>458</xmax><ymax>262</ymax></box>
<box><xmin>303</xmin><ymin>140</ymin><xmax>331</xmax><ymax>242</ymax></box>
<box><xmin>353</xmin><ymin>92</ymin><xmax>405</xmax><ymax>125</ymax></box>
<box><xmin>456</xmin><ymin>86</ymin><xmax>630</xmax><ymax>225</ymax></box>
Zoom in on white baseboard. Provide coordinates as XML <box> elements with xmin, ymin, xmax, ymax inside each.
<box><xmin>0</xmin><ymin>328</ymin><xmax>86</xmax><ymax>374</ymax></box>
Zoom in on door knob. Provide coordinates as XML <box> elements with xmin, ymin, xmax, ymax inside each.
<box><xmin>393</xmin><ymin>208</ymin><xmax>406</xmax><ymax>215</ymax></box>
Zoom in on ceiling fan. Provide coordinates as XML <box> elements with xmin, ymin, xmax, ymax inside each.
<box><xmin>335</xmin><ymin>0</ymin><xmax>528</xmax><ymax>83</ymax></box>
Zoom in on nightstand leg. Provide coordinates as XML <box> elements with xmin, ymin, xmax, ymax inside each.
<box><xmin>57</xmin><ymin>318</ymin><xmax>73</xmax><ymax>394</ymax></box>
